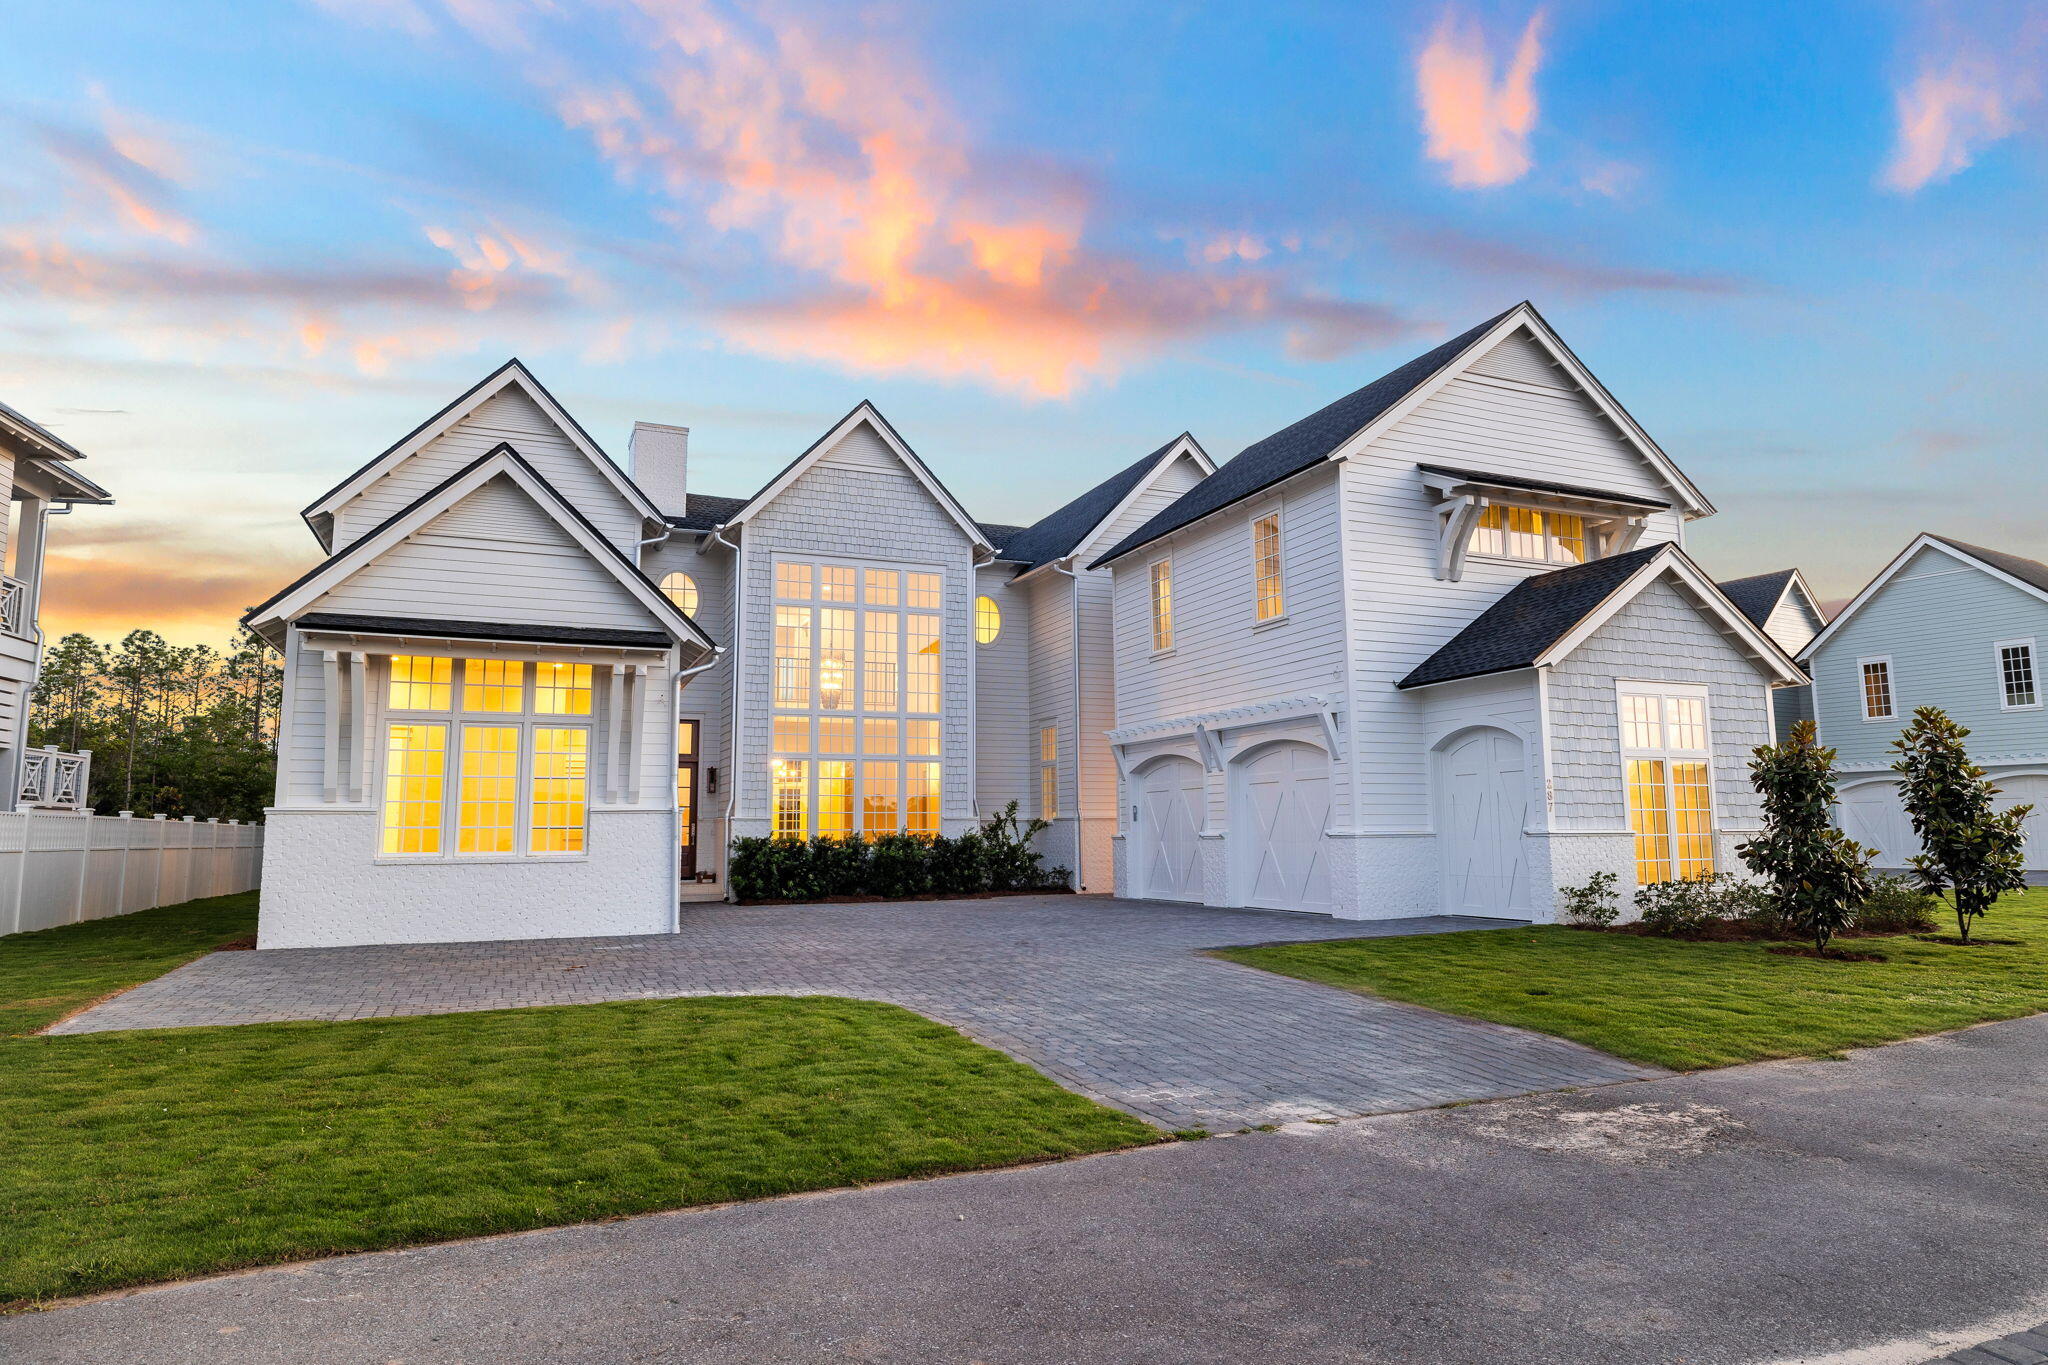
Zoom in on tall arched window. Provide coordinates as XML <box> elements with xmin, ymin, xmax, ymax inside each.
<box><xmin>660</xmin><ymin>571</ymin><xmax>699</xmax><ymax>617</ymax></box>
<box><xmin>974</xmin><ymin>594</ymin><xmax>1001</xmax><ymax>644</ymax></box>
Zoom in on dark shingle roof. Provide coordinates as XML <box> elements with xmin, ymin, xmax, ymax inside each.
<box><xmin>1397</xmin><ymin>544</ymin><xmax>1668</xmax><ymax>689</ymax></box>
<box><xmin>1929</xmin><ymin>535</ymin><xmax>2048</xmax><ymax>596</ymax></box>
<box><xmin>663</xmin><ymin>492</ymin><xmax>750</xmax><ymax>531</ymax></box>
<box><xmin>1090</xmin><ymin>307</ymin><xmax>1518</xmax><ymax>569</ymax></box>
<box><xmin>1417</xmin><ymin>463</ymin><xmax>1669</xmax><ymax>510</ymax></box>
<box><xmin>993</xmin><ymin>436</ymin><xmax>1192</xmax><ymax>569</ymax></box>
<box><xmin>1715</xmin><ymin>569</ymin><xmax>1799</xmax><ymax>630</ymax></box>
<box><xmin>295</xmin><ymin>612</ymin><xmax>675</xmax><ymax>650</ymax></box>
<box><xmin>976</xmin><ymin>522</ymin><xmax>1029</xmax><ymax>552</ymax></box>
<box><xmin>0</xmin><ymin>396</ymin><xmax>85</xmax><ymax>460</ymax></box>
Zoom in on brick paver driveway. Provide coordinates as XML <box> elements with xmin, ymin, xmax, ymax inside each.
<box><xmin>51</xmin><ymin>895</ymin><xmax>1662</xmax><ymax>1129</ymax></box>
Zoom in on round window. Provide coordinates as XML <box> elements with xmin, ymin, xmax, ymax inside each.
<box><xmin>975</xmin><ymin>594</ymin><xmax>1001</xmax><ymax>644</ymax></box>
<box><xmin>660</xmin><ymin>571</ymin><xmax>699</xmax><ymax>617</ymax></box>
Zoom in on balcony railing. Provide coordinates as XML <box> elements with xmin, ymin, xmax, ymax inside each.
<box><xmin>0</xmin><ymin>576</ymin><xmax>24</xmax><ymax>637</ymax></box>
<box><xmin>20</xmin><ymin>747</ymin><xmax>89</xmax><ymax>811</ymax></box>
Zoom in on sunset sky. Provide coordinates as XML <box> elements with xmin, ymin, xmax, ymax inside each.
<box><xmin>4</xmin><ymin>0</ymin><xmax>2044</xmax><ymax>643</ymax></box>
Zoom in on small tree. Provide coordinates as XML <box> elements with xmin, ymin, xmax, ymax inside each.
<box><xmin>1892</xmin><ymin>707</ymin><xmax>2032</xmax><ymax>944</ymax></box>
<box><xmin>1740</xmin><ymin>720</ymin><xmax>1875</xmax><ymax>954</ymax></box>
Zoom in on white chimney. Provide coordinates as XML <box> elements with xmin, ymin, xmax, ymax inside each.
<box><xmin>628</xmin><ymin>421</ymin><xmax>689</xmax><ymax>517</ymax></box>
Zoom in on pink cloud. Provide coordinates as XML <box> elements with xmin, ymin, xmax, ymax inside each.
<box><xmin>1415</xmin><ymin>7</ymin><xmax>1547</xmax><ymax>188</ymax></box>
<box><xmin>1881</xmin><ymin>11</ymin><xmax>2045</xmax><ymax>192</ymax></box>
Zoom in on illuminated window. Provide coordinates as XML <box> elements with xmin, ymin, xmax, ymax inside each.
<box><xmin>821</xmin><ymin>564</ymin><xmax>857</xmax><ymax>602</ymax></box>
<box><xmin>773</xmin><ymin>716</ymin><xmax>810</xmax><ymax>753</ymax></box>
<box><xmin>907</xmin><ymin>718</ymin><xmax>939</xmax><ymax>756</ymax></box>
<box><xmin>535</xmin><ymin>662</ymin><xmax>592</xmax><ymax>715</ymax></box>
<box><xmin>818</xmin><ymin>761</ymin><xmax>855</xmax><ymax>837</ymax></box>
<box><xmin>529</xmin><ymin>728</ymin><xmax>588</xmax><ymax>853</ymax></box>
<box><xmin>660</xmin><ymin>571</ymin><xmax>699</xmax><ymax>617</ymax></box>
<box><xmin>1253</xmin><ymin>513</ymin><xmax>1284</xmax><ymax>621</ymax></box>
<box><xmin>463</xmin><ymin>659</ymin><xmax>524</xmax><ymax>713</ymax></box>
<box><xmin>909</xmin><ymin>572</ymin><xmax>941</xmax><ymax>610</ymax></box>
<box><xmin>864</xmin><ymin>568</ymin><xmax>899</xmax><ymax>605</ymax></box>
<box><xmin>1860</xmin><ymin>659</ymin><xmax>1894</xmax><ymax>720</ymax></box>
<box><xmin>772</xmin><ymin>758</ymin><xmax>808</xmax><ymax>839</ymax></box>
<box><xmin>975</xmin><ymin>595</ymin><xmax>1002</xmax><ymax>644</ymax></box>
<box><xmin>389</xmin><ymin>656</ymin><xmax>452</xmax><ymax>711</ymax></box>
<box><xmin>907</xmin><ymin>762</ymin><xmax>940</xmax><ymax>835</ymax></box>
<box><xmin>1620</xmin><ymin>686</ymin><xmax>1715</xmax><ymax>884</ymax></box>
<box><xmin>2001</xmin><ymin>641</ymin><xmax>2039</xmax><ymax>709</ymax></box>
<box><xmin>864</xmin><ymin>717</ymin><xmax>899</xmax><ymax>754</ymax></box>
<box><xmin>1469</xmin><ymin>505</ymin><xmax>1595</xmax><ymax>565</ymax></box>
<box><xmin>861</xmin><ymin>761</ymin><xmax>898</xmax><ymax>835</ymax></box>
<box><xmin>380</xmin><ymin>723</ymin><xmax>447</xmax><ymax>855</ymax></box>
<box><xmin>1039</xmin><ymin>724</ymin><xmax>1058</xmax><ymax>819</ymax></box>
<box><xmin>908</xmin><ymin>615</ymin><xmax>940</xmax><ymax>714</ymax></box>
<box><xmin>1150</xmin><ymin>559</ymin><xmax>1174</xmax><ymax>651</ymax></box>
<box><xmin>775</xmin><ymin>562</ymin><xmax>813</xmax><ymax>599</ymax></box>
<box><xmin>818</xmin><ymin>716</ymin><xmax>855</xmax><ymax>754</ymax></box>
<box><xmin>457</xmin><ymin>724</ymin><xmax>518</xmax><ymax>854</ymax></box>
<box><xmin>864</xmin><ymin>611</ymin><xmax>900</xmax><ymax>710</ymax></box>
<box><xmin>819</xmin><ymin>609</ymin><xmax>854</xmax><ymax>711</ymax></box>
<box><xmin>775</xmin><ymin>607</ymin><xmax>813</xmax><ymax>708</ymax></box>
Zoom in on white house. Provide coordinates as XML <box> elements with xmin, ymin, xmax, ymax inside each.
<box><xmin>248</xmin><ymin>301</ymin><xmax>1804</xmax><ymax>948</ymax></box>
<box><xmin>1803</xmin><ymin>533</ymin><xmax>2048</xmax><ymax>874</ymax></box>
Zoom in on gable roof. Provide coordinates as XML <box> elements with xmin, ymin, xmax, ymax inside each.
<box><xmin>300</xmin><ymin>358</ymin><xmax>665</xmax><ymax>552</ymax></box>
<box><xmin>996</xmin><ymin>433</ymin><xmax>1213</xmax><ymax>572</ymax></box>
<box><xmin>1397</xmin><ymin>543</ymin><xmax>1803</xmax><ymax>690</ymax></box>
<box><xmin>1804</xmin><ymin>533</ymin><xmax>2048</xmax><ymax>658</ymax></box>
<box><xmin>1091</xmin><ymin>301</ymin><xmax>1714</xmax><ymax>569</ymax></box>
<box><xmin>0</xmin><ymin>397</ymin><xmax>84</xmax><ymax>461</ymax></box>
<box><xmin>249</xmin><ymin>442</ymin><xmax>715</xmax><ymax>654</ymax></box>
<box><xmin>721</xmin><ymin>401</ymin><xmax>991</xmax><ymax>550</ymax></box>
<box><xmin>1716</xmin><ymin>569</ymin><xmax>1803</xmax><ymax>631</ymax></box>
<box><xmin>664</xmin><ymin>492</ymin><xmax>751</xmax><ymax>533</ymax></box>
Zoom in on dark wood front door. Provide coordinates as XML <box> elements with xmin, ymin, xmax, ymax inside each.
<box><xmin>677</xmin><ymin>720</ymin><xmax>699</xmax><ymax>879</ymax></box>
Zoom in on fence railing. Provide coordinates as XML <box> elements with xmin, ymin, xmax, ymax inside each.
<box><xmin>19</xmin><ymin>746</ymin><xmax>90</xmax><ymax>810</ymax></box>
<box><xmin>0</xmin><ymin>811</ymin><xmax>263</xmax><ymax>936</ymax></box>
<box><xmin>0</xmin><ymin>575</ymin><xmax>25</xmax><ymax>638</ymax></box>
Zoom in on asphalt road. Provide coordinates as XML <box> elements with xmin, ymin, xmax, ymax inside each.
<box><xmin>9</xmin><ymin>1014</ymin><xmax>2048</xmax><ymax>1365</ymax></box>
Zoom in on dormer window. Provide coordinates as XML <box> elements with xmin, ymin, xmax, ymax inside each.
<box><xmin>1417</xmin><ymin>464</ymin><xmax>1669</xmax><ymax>582</ymax></box>
<box><xmin>1468</xmin><ymin>505</ymin><xmax>1587</xmax><ymax>565</ymax></box>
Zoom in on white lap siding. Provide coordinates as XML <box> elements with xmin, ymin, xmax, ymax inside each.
<box><xmin>642</xmin><ymin>535</ymin><xmax>733</xmax><ymax>881</ymax></box>
<box><xmin>973</xmin><ymin>562</ymin><xmax>1033</xmax><ymax>827</ymax></box>
<box><xmin>1026</xmin><ymin>570</ymin><xmax>1079</xmax><ymax>880</ymax></box>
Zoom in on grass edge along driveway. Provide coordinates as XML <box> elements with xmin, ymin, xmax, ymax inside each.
<box><xmin>0</xmin><ymin>894</ymin><xmax>1157</xmax><ymax>1308</ymax></box>
<box><xmin>1214</xmin><ymin>888</ymin><xmax>2048</xmax><ymax>1072</ymax></box>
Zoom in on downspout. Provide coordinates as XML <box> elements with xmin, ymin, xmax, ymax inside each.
<box><xmin>669</xmin><ymin>643</ymin><xmax>725</xmax><ymax>932</ymax></box>
<box><xmin>713</xmin><ymin>523</ymin><xmax>743</xmax><ymax>901</ymax></box>
<box><xmin>1055</xmin><ymin>556</ymin><xmax>1081</xmax><ymax>890</ymax></box>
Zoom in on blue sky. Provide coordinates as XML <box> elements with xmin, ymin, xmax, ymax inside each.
<box><xmin>3</xmin><ymin>0</ymin><xmax>2043</xmax><ymax>640</ymax></box>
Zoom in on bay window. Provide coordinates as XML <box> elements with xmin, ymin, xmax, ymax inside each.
<box><xmin>1619</xmin><ymin>683</ymin><xmax>1715</xmax><ymax>884</ymax></box>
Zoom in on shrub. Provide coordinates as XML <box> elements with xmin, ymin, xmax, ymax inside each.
<box><xmin>1892</xmin><ymin>706</ymin><xmax>2033</xmax><ymax>944</ymax></box>
<box><xmin>1854</xmin><ymin>875</ymin><xmax>1940</xmax><ymax>935</ymax></box>
<box><xmin>1558</xmin><ymin>870</ymin><xmax>1620</xmax><ymax>927</ymax></box>
<box><xmin>1740</xmin><ymin>719</ymin><xmax>1875</xmax><ymax>954</ymax></box>
<box><xmin>1633</xmin><ymin>873</ymin><xmax>1779</xmax><ymax>938</ymax></box>
<box><xmin>727</xmin><ymin>803</ymin><xmax>1070</xmax><ymax>902</ymax></box>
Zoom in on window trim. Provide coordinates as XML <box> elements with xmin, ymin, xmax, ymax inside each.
<box><xmin>1614</xmin><ymin>680</ymin><xmax>1717</xmax><ymax>885</ymax></box>
<box><xmin>1996</xmin><ymin>638</ymin><xmax>2041</xmax><ymax>711</ymax></box>
<box><xmin>1148</xmin><ymin>555</ymin><xmax>1174</xmax><ymax>654</ymax></box>
<box><xmin>1857</xmin><ymin>655</ymin><xmax>1896</xmax><ymax>722</ymax></box>
<box><xmin>1250</xmin><ymin>506</ymin><xmax>1286</xmax><ymax>625</ymax></box>
<box><xmin>1464</xmin><ymin>497</ymin><xmax>1601</xmax><ymax>568</ymax></box>
<box><xmin>974</xmin><ymin>593</ymin><xmax>1002</xmax><ymax>645</ymax></box>
<box><xmin>659</xmin><ymin>570</ymin><xmax>699</xmax><ymax>618</ymax></box>
<box><xmin>1037</xmin><ymin>722</ymin><xmax>1059</xmax><ymax>820</ymax></box>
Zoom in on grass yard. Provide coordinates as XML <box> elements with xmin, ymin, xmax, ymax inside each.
<box><xmin>0</xmin><ymin>896</ymin><xmax>1156</xmax><ymax>1307</ymax></box>
<box><xmin>1214</xmin><ymin>888</ymin><xmax>2048</xmax><ymax>1072</ymax></box>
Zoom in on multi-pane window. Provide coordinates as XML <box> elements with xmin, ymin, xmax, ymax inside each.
<box><xmin>660</xmin><ymin>571</ymin><xmax>699</xmax><ymax>617</ymax></box>
<box><xmin>1150</xmin><ymin>559</ymin><xmax>1174</xmax><ymax>651</ymax></box>
<box><xmin>1253</xmin><ymin>513</ymin><xmax>1285</xmax><ymax>621</ymax></box>
<box><xmin>1039</xmin><ymin>724</ymin><xmax>1058</xmax><ymax>819</ymax></box>
<box><xmin>1860</xmin><ymin>659</ymin><xmax>1894</xmax><ymax>720</ymax></box>
<box><xmin>771</xmin><ymin>559</ymin><xmax>946</xmax><ymax>839</ymax></box>
<box><xmin>1468</xmin><ymin>505</ymin><xmax>1589</xmax><ymax>565</ymax></box>
<box><xmin>379</xmin><ymin>656</ymin><xmax>594</xmax><ymax>859</ymax></box>
<box><xmin>1999</xmin><ymin>641</ymin><xmax>2038</xmax><ymax>709</ymax></box>
<box><xmin>975</xmin><ymin>595</ymin><xmax>1001</xmax><ymax>644</ymax></box>
<box><xmin>1619</xmin><ymin>686</ymin><xmax>1715</xmax><ymax>884</ymax></box>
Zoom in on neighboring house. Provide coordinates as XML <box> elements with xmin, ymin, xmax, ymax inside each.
<box><xmin>0</xmin><ymin>399</ymin><xmax>115</xmax><ymax>812</ymax></box>
<box><xmin>1089</xmin><ymin>302</ymin><xmax>1805</xmax><ymax>922</ymax></box>
<box><xmin>1716</xmin><ymin>568</ymin><xmax>1828</xmax><ymax>737</ymax></box>
<box><xmin>1804</xmin><ymin>533</ymin><xmax>2048</xmax><ymax>874</ymax></box>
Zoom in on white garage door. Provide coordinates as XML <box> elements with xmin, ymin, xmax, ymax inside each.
<box><xmin>1439</xmin><ymin>729</ymin><xmax>1529</xmax><ymax>917</ymax></box>
<box><xmin>1995</xmin><ymin>775</ymin><xmax>2048</xmax><ymax>872</ymax></box>
<box><xmin>1838</xmin><ymin>781</ymin><xmax>1915</xmax><ymax>869</ymax></box>
<box><xmin>1133</xmin><ymin>757</ymin><xmax>1205</xmax><ymax>902</ymax></box>
<box><xmin>1233</xmin><ymin>741</ymin><xmax>1333</xmax><ymax>913</ymax></box>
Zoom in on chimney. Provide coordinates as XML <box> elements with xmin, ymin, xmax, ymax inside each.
<box><xmin>629</xmin><ymin>421</ymin><xmax>689</xmax><ymax>517</ymax></box>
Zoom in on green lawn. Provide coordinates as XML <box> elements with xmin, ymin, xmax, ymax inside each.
<box><xmin>1214</xmin><ymin>888</ymin><xmax>2048</xmax><ymax>1072</ymax></box>
<box><xmin>0</xmin><ymin>897</ymin><xmax>1156</xmax><ymax>1307</ymax></box>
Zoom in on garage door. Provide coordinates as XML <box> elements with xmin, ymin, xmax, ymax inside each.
<box><xmin>1233</xmin><ymin>741</ymin><xmax>1333</xmax><ymax>913</ymax></box>
<box><xmin>1838</xmin><ymin>781</ymin><xmax>1915</xmax><ymax>869</ymax></box>
<box><xmin>1133</xmin><ymin>757</ymin><xmax>1205</xmax><ymax>902</ymax></box>
<box><xmin>1439</xmin><ymin>729</ymin><xmax>1528</xmax><ymax>917</ymax></box>
<box><xmin>1996</xmin><ymin>775</ymin><xmax>2048</xmax><ymax>872</ymax></box>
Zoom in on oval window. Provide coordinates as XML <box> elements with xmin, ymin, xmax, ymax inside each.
<box><xmin>975</xmin><ymin>594</ymin><xmax>1001</xmax><ymax>644</ymax></box>
<box><xmin>660</xmin><ymin>571</ymin><xmax>699</xmax><ymax>617</ymax></box>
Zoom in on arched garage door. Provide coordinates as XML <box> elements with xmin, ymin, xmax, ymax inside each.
<box><xmin>1838</xmin><ymin>781</ymin><xmax>1915</xmax><ymax>869</ymax></box>
<box><xmin>1232</xmin><ymin>741</ymin><xmax>1333</xmax><ymax>913</ymax></box>
<box><xmin>1132</xmin><ymin>756</ymin><xmax>1205</xmax><ymax>902</ymax></box>
<box><xmin>1996</xmin><ymin>775</ymin><xmax>2048</xmax><ymax>873</ymax></box>
<box><xmin>1439</xmin><ymin>728</ymin><xmax>1528</xmax><ymax>918</ymax></box>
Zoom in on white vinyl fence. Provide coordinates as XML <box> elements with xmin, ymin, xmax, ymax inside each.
<box><xmin>0</xmin><ymin>811</ymin><xmax>264</xmax><ymax>935</ymax></box>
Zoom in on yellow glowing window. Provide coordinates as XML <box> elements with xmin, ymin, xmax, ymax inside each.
<box><xmin>1039</xmin><ymin>725</ymin><xmax>1058</xmax><ymax>819</ymax></box>
<box><xmin>1628</xmin><ymin>758</ymin><xmax>1672</xmax><ymax>884</ymax></box>
<box><xmin>660</xmin><ymin>571</ymin><xmax>699</xmax><ymax>617</ymax></box>
<box><xmin>380</xmin><ymin>723</ymin><xmax>446</xmax><ymax>855</ymax></box>
<box><xmin>772</xmin><ymin>758</ymin><xmax>808</xmax><ymax>839</ymax></box>
<box><xmin>529</xmin><ymin>728</ymin><xmax>588</xmax><ymax>853</ymax></box>
<box><xmin>676</xmin><ymin>721</ymin><xmax>695</xmax><ymax>757</ymax></box>
<box><xmin>1253</xmin><ymin>513</ymin><xmax>1285</xmax><ymax>621</ymax></box>
<box><xmin>907</xmin><ymin>718</ymin><xmax>939</xmax><ymax>756</ymax></box>
<box><xmin>820</xmin><ymin>565</ymin><xmax>857</xmax><ymax>602</ymax></box>
<box><xmin>534</xmin><ymin>662</ymin><xmax>592</xmax><ymax>716</ymax></box>
<box><xmin>819</xmin><ymin>608</ymin><xmax>854</xmax><ymax>711</ymax></box>
<box><xmin>1666</xmin><ymin>696</ymin><xmax>1707</xmax><ymax>751</ymax></box>
<box><xmin>908</xmin><ymin>572</ymin><xmax>941</xmax><ymax>610</ymax></box>
<box><xmin>1550</xmin><ymin>513</ymin><xmax>1586</xmax><ymax>563</ymax></box>
<box><xmin>908</xmin><ymin>615</ymin><xmax>940</xmax><ymax>713</ymax></box>
<box><xmin>907</xmin><ymin>762</ymin><xmax>940</xmax><ymax>835</ymax></box>
<box><xmin>775</xmin><ymin>562</ymin><xmax>813</xmax><ymax>599</ymax></box>
<box><xmin>388</xmin><ymin>656</ymin><xmax>451</xmax><ymax>711</ymax></box>
<box><xmin>818</xmin><ymin>760</ymin><xmax>855</xmax><ymax>838</ymax></box>
<box><xmin>1469</xmin><ymin>504</ymin><xmax>1594</xmax><ymax>565</ymax></box>
<box><xmin>457</xmin><ymin>724</ymin><xmax>518</xmax><ymax>854</ymax></box>
<box><xmin>1671</xmin><ymin>761</ymin><xmax>1714</xmax><ymax>880</ymax></box>
<box><xmin>772</xmin><ymin>716</ymin><xmax>810</xmax><ymax>753</ymax></box>
<box><xmin>1040</xmin><ymin>725</ymin><xmax>1058</xmax><ymax>764</ymax></box>
<box><xmin>864</xmin><ymin>717</ymin><xmax>899</xmax><ymax>755</ymax></box>
<box><xmin>1504</xmin><ymin>505</ymin><xmax>1543</xmax><ymax>560</ymax></box>
<box><xmin>818</xmin><ymin>716</ymin><xmax>855</xmax><ymax>754</ymax></box>
<box><xmin>462</xmin><ymin>659</ymin><xmax>524</xmax><ymax>713</ymax></box>
<box><xmin>1150</xmin><ymin>559</ymin><xmax>1174</xmax><ymax>651</ymax></box>
<box><xmin>1621</xmin><ymin>688</ymin><xmax>1715</xmax><ymax>885</ymax></box>
<box><xmin>975</xmin><ymin>595</ymin><xmax>1002</xmax><ymax>644</ymax></box>
<box><xmin>864</xmin><ymin>611</ymin><xmax>899</xmax><ymax>710</ymax></box>
<box><xmin>774</xmin><ymin>607</ymin><xmax>812</xmax><ymax>708</ymax></box>
<box><xmin>861</xmin><ymin>761</ymin><xmax>899</xmax><ymax>835</ymax></box>
<box><xmin>1620</xmin><ymin>694</ymin><xmax>1662</xmax><ymax>750</ymax></box>
<box><xmin>864</xmin><ymin>568</ymin><xmax>899</xmax><ymax>605</ymax></box>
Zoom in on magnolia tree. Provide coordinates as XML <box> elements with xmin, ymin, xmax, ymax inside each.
<box><xmin>1891</xmin><ymin>707</ymin><xmax>2032</xmax><ymax>944</ymax></box>
<box><xmin>1740</xmin><ymin>720</ymin><xmax>1875</xmax><ymax>954</ymax></box>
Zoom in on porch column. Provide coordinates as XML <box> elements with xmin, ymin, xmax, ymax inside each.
<box><xmin>320</xmin><ymin>650</ymin><xmax>341</xmax><ymax>803</ymax></box>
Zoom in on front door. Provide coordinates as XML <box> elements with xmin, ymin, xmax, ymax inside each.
<box><xmin>677</xmin><ymin>720</ymin><xmax>700</xmax><ymax>879</ymax></box>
